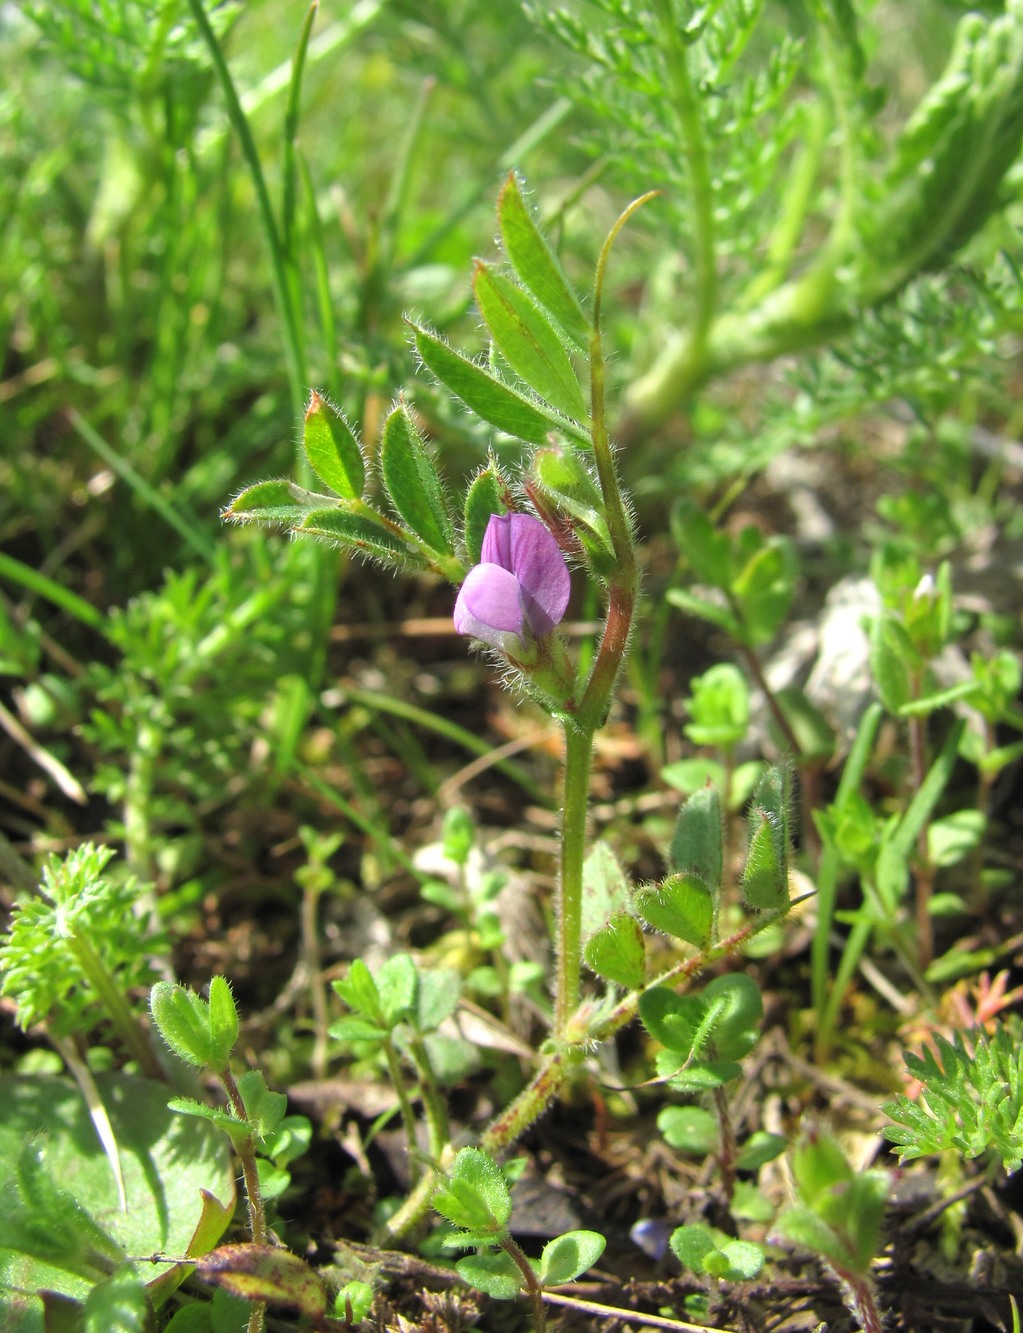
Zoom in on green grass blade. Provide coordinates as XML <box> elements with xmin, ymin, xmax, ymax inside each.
<box><xmin>68</xmin><ymin>409</ymin><xmax>217</xmax><ymax>563</ymax></box>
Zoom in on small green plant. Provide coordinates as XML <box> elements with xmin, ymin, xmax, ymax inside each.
<box><xmin>775</xmin><ymin>1123</ymin><xmax>890</xmax><ymax>1333</ymax></box>
<box><xmin>432</xmin><ymin>1147</ymin><xmax>605</xmax><ymax>1332</ymax></box>
<box><xmin>882</xmin><ymin>1018</ymin><xmax>1023</xmax><ymax>1176</ymax></box>
<box><xmin>5</xmin><ymin>1</ymin><xmax>1023</xmax><ymax>1327</ymax></box>
<box><xmin>0</xmin><ymin>843</ymin><xmax>163</xmax><ymax>1078</ymax></box>
<box><xmin>150</xmin><ymin>976</ymin><xmax>318</xmax><ymax>1333</ymax></box>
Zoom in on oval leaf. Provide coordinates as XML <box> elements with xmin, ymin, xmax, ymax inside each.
<box><xmin>150</xmin><ymin>983</ymin><xmax>213</xmax><ymax>1069</ymax></box>
<box><xmin>380</xmin><ymin>406</ymin><xmax>454</xmax><ymax>555</ymax></box>
<box><xmin>537</xmin><ymin>1230</ymin><xmax>606</xmax><ymax>1287</ymax></box>
<box><xmin>433</xmin><ymin>1148</ymin><xmax>512</xmax><ymax>1234</ymax></box>
<box><xmin>669</xmin><ymin>785</ymin><xmax>724</xmax><ymax>888</ymax></box>
<box><xmin>455</xmin><ymin>1252</ymin><xmax>523</xmax><ymax>1300</ymax></box>
<box><xmin>206</xmin><ymin>976</ymin><xmax>238</xmax><ymax>1072</ymax></box>
<box><xmin>656</xmin><ymin>1105</ymin><xmax>718</xmax><ymax>1154</ymax></box>
<box><xmin>303</xmin><ymin>391</ymin><xmax>365</xmax><ymax>499</ymax></box>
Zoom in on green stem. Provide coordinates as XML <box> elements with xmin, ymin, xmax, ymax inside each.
<box><xmin>220</xmin><ymin>1067</ymin><xmax>268</xmax><ymax>1333</ymax></box>
<box><xmin>481</xmin><ymin>1052</ymin><xmax>570</xmax><ymax>1157</ymax></box>
<box><xmin>68</xmin><ymin>932</ymin><xmax>164</xmax><ymax>1081</ymax></box>
<box><xmin>712</xmin><ymin>1084</ymin><xmax>736</xmax><ymax>1205</ymax></box>
<box><xmin>652</xmin><ymin>0</ymin><xmax>717</xmax><ymax>365</ymax></box>
<box><xmin>186</xmin><ymin>0</ymin><xmax>307</xmax><ymax>414</ymax></box>
<box><xmin>501</xmin><ymin>1236</ymin><xmax>547</xmax><ymax>1332</ymax></box>
<box><xmin>282</xmin><ymin>2</ymin><xmax>319</xmax><ymax>256</ymax></box>
<box><xmin>908</xmin><ymin>679</ymin><xmax>934</xmax><ymax>970</ymax></box>
<box><xmin>555</xmin><ymin>724</ymin><xmax>595</xmax><ymax>1041</ymax></box>
<box><xmin>379</xmin><ymin>1142</ymin><xmax>455</xmax><ymax>1242</ymax></box>
<box><xmin>407</xmin><ymin>1034</ymin><xmax>451</xmax><ymax>1164</ymax></box>
<box><xmin>382</xmin><ymin>1037</ymin><xmax>421</xmax><ymax>1182</ymax></box>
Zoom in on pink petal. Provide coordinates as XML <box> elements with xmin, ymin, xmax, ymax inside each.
<box><xmin>507</xmin><ymin>516</ymin><xmax>570</xmax><ymax>636</ymax></box>
<box><xmin>454</xmin><ymin>563</ymin><xmax>524</xmax><ymax>647</ymax></box>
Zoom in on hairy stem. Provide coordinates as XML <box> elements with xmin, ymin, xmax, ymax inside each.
<box><xmin>501</xmin><ymin>1236</ymin><xmax>546</xmax><ymax>1332</ymax></box>
<box><xmin>712</xmin><ymin>1085</ymin><xmax>736</xmax><ymax>1205</ymax></box>
<box><xmin>220</xmin><ymin>1067</ymin><xmax>268</xmax><ymax>1333</ymax></box>
<box><xmin>833</xmin><ymin>1265</ymin><xmax>885</xmax><ymax>1333</ymax></box>
<box><xmin>556</xmin><ymin>723</ymin><xmax>595</xmax><ymax>1040</ymax></box>
<box><xmin>481</xmin><ymin>1052</ymin><xmax>571</xmax><ymax>1157</ymax></box>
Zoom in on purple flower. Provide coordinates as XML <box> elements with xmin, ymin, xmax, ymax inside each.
<box><xmin>454</xmin><ymin>512</ymin><xmax>570</xmax><ymax>652</ymax></box>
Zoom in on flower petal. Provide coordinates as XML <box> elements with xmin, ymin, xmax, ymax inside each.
<box><xmin>480</xmin><ymin>511</ymin><xmax>516</xmax><ymax>571</ymax></box>
<box><xmin>507</xmin><ymin>514</ymin><xmax>570</xmax><ymax>636</ymax></box>
<box><xmin>454</xmin><ymin>563</ymin><xmax>524</xmax><ymax>646</ymax></box>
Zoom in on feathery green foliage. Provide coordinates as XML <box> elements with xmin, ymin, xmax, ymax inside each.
<box><xmin>883</xmin><ymin>1022</ymin><xmax>1023</xmax><ymax>1175</ymax></box>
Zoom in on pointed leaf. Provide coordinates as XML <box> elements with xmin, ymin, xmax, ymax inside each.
<box><xmin>223</xmin><ymin>479</ymin><xmax>334</xmax><ymax>528</ymax></box>
<box><xmin>333</xmin><ymin>959</ymin><xmax>383</xmax><ymax>1025</ymax></box>
<box><xmin>584</xmin><ymin>913</ymin><xmax>645</xmax><ymax>990</ymax></box>
<box><xmin>206</xmin><ymin>976</ymin><xmax>238</xmax><ymax>1073</ymax></box>
<box><xmin>150</xmin><ymin>982</ymin><xmax>214</xmax><ymax>1069</ymax></box>
<box><xmin>742</xmin><ymin>811</ymin><xmax>786</xmax><ymax>909</ymax></box>
<box><xmin>669</xmin><ymin>785</ymin><xmax>724</xmax><ymax>887</ymax></box>
<box><xmin>741</xmin><ymin>766</ymin><xmax>791</xmax><ymax>911</ymax></box>
<box><xmin>298</xmin><ymin>506</ymin><xmax>415</xmax><ymax>564</ymax></box>
<box><xmin>376</xmin><ymin>953</ymin><xmax>418</xmax><ymax>1028</ymax></box>
<box><xmin>530</xmin><ymin>446</ymin><xmax>614</xmax><ymax>570</ymax></box>
<box><xmin>635</xmin><ymin>874</ymin><xmax>715</xmax><ymax>949</ymax></box>
<box><xmin>327</xmin><ymin>1016</ymin><xmax>388</xmax><ymax>1044</ymax></box>
<box><xmin>474</xmin><ymin>263</ymin><xmax>587</xmax><ymax>421</ymax></box>
<box><xmin>380</xmin><ymin>406</ymin><xmax>454</xmax><ymax>555</ymax></box>
<box><xmin>870</xmin><ymin>615</ymin><xmax>914</xmax><ymax>714</ymax></box>
<box><xmin>413</xmin><ymin>324</ymin><xmax>588</xmax><ymax>445</ymax></box>
<box><xmin>497</xmin><ymin>173</ymin><xmax>590</xmax><ymax>348</ymax></box>
<box><xmin>167</xmin><ymin>1098</ymin><xmax>252</xmax><ymax>1153</ymax></box>
<box><xmin>303</xmin><ymin>391</ymin><xmax>365</xmax><ymax>499</ymax></box>
<box><xmin>433</xmin><ymin>1148</ymin><xmax>511</xmax><ymax>1234</ymax></box>
<box><xmin>666</xmin><ymin>587</ymin><xmax>744</xmax><ymax>639</ymax></box>
<box><xmin>463</xmin><ymin>465</ymin><xmax>509</xmax><ymax>563</ymax></box>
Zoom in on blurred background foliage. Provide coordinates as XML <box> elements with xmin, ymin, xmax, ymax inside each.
<box><xmin>2</xmin><ymin>0</ymin><xmax>1022</xmax><ymax>1002</ymax></box>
